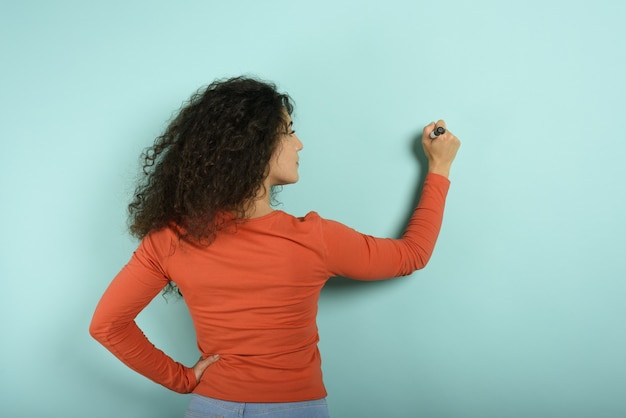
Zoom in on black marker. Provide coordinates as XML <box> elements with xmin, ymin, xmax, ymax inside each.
<box><xmin>429</xmin><ymin>126</ymin><xmax>446</xmax><ymax>139</ymax></box>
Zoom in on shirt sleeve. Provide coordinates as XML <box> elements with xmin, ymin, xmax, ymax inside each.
<box><xmin>89</xmin><ymin>230</ymin><xmax>197</xmax><ymax>393</ymax></box>
<box><xmin>321</xmin><ymin>173</ymin><xmax>450</xmax><ymax>280</ymax></box>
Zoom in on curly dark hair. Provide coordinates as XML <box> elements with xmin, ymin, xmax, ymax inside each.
<box><xmin>128</xmin><ymin>76</ymin><xmax>294</xmax><ymax>245</ymax></box>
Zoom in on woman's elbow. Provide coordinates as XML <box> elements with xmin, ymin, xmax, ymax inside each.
<box><xmin>89</xmin><ymin>318</ymin><xmax>104</xmax><ymax>343</ymax></box>
<box><xmin>89</xmin><ymin>313</ymin><xmax>112</xmax><ymax>345</ymax></box>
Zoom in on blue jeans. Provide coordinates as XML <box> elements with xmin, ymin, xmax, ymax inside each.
<box><xmin>184</xmin><ymin>394</ymin><xmax>330</xmax><ymax>418</ymax></box>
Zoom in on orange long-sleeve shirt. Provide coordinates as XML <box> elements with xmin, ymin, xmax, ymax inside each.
<box><xmin>90</xmin><ymin>173</ymin><xmax>450</xmax><ymax>402</ymax></box>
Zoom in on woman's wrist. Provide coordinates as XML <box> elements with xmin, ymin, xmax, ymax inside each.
<box><xmin>427</xmin><ymin>164</ymin><xmax>451</xmax><ymax>178</ymax></box>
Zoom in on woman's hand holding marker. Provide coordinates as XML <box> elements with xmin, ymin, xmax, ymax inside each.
<box><xmin>422</xmin><ymin>119</ymin><xmax>461</xmax><ymax>179</ymax></box>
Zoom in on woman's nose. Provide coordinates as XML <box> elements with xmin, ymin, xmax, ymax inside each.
<box><xmin>295</xmin><ymin>135</ymin><xmax>303</xmax><ymax>151</ymax></box>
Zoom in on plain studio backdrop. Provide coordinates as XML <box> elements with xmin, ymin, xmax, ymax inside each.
<box><xmin>1</xmin><ymin>1</ymin><xmax>625</xmax><ymax>417</ymax></box>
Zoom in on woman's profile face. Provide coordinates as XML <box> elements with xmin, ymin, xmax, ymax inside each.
<box><xmin>265</xmin><ymin>114</ymin><xmax>303</xmax><ymax>187</ymax></box>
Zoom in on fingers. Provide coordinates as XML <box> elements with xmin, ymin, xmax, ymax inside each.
<box><xmin>422</xmin><ymin>120</ymin><xmax>448</xmax><ymax>142</ymax></box>
<box><xmin>422</xmin><ymin>121</ymin><xmax>436</xmax><ymax>139</ymax></box>
<box><xmin>199</xmin><ymin>354</ymin><xmax>220</xmax><ymax>367</ymax></box>
<box><xmin>420</xmin><ymin>119</ymin><xmax>460</xmax><ymax>177</ymax></box>
<box><xmin>193</xmin><ymin>354</ymin><xmax>220</xmax><ymax>383</ymax></box>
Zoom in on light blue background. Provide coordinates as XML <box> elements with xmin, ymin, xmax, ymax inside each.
<box><xmin>1</xmin><ymin>1</ymin><xmax>625</xmax><ymax>417</ymax></box>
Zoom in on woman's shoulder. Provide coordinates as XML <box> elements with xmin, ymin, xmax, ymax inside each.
<box><xmin>248</xmin><ymin>210</ymin><xmax>325</xmax><ymax>234</ymax></box>
<box><xmin>139</xmin><ymin>226</ymin><xmax>179</xmax><ymax>256</ymax></box>
<box><xmin>276</xmin><ymin>210</ymin><xmax>323</xmax><ymax>224</ymax></box>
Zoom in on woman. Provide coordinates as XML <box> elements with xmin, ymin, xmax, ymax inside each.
<box><xmin>90</xmin><ymin>76</ymin><xmax>460</xmax><ymax>417</ymax></box>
